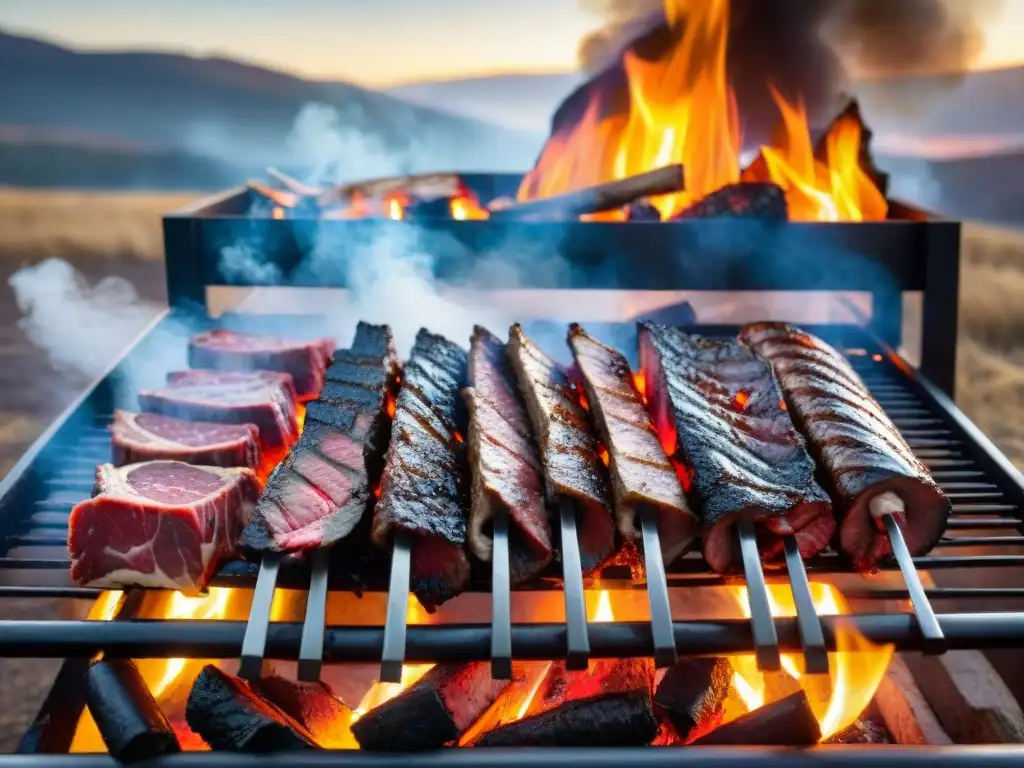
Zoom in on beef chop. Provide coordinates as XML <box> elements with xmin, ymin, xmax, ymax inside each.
<box><xmin>68</xmin><ymin>461</ymin><xmax>259</xmax><ymax>593</ymax></box>
<box><xmin>139</xmin><ymin>370</ymin><xmax>299</xmax><ymax>449</ymax></box>
<box><xmin>110</xmin><ymin>410</ymin><xmax>261</xmax><ymax>470</ymax></box>
<box><xmin>189</xmin><ymin>329</ymin><xmax>334</xmax><ymax>400</ymax></box>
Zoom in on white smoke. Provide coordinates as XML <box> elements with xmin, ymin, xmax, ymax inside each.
<box><xmin>9</xmin><ymin>259</ymin><xmax>163</xmax><ymax>380</ymax></box>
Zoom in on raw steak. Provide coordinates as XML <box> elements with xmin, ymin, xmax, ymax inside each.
<box><xmin>139</xmin><ymin>370</ymin><xmax>298</xmax><ymax>449</ymax></box>
<box><xmin>68</xmin><ymin>461</ymin><xmax>259</xmax><ymax>592</ymax></box>
<box><xmin>110</xmin><ymin>410</ymin><xmax>261</xmax><ymax>469</ymax></box>
<box><xmin>240</xmin><ymin>322</ymin><xmax>399</xmax><ymax>556</ymax></box>
<box><xmin>189</xmin><ymin>329</ymin><xmax>335</xmax><ymax>399</ymax></box>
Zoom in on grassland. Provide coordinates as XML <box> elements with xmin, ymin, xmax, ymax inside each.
<box><xmin>0</xmin><ymin>187</ymin><xmax>1021</xmax><ymax>468</ymax></box>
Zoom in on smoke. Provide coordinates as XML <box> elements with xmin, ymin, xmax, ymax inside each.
<box><xmin>9</xmin><ymin>259</ymin><xmax>163</xmax><ymax>380</ymax></box>
<box><xmin>569</xmin><ymin>0</ymin><xmax>1003</xmax><ymax>144</ymax></box>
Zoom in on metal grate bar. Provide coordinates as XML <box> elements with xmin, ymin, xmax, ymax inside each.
<box><xmin>238</xmin><ymin>554</ymin><xmax>280</xmax><ymax>680</ymax></box>
<box><xmin>379</xmin><ymin>531</ymin><xmax>412</xmax><ymax>684</ymax></box>
<box><xmin>639</xmin><ymin>506</ymin><xmax>677</xmax><ymax>668</ymax></box>
<box><xmin>297</xmin><ymin>547</ymin><xmax>331</xmax><ymax>682</ymax></box>
<box><xmin>489</xmin><ymin>509</ymin><xmax>512</xmax><ymax>679</ymax></box>
<box><xmin>558</xmin><ymin>500</ymin><xmax>591</xmax><ymax>670</ymax></box>
<box><xmin>782</xmin><ymin>535</ymin><xmax>828</xmax><ymax>674</ymax></box>
<box><xmin>736</xmin><ymin>521</ymin><xmax>780</xmax><ymax>671</ymax></box>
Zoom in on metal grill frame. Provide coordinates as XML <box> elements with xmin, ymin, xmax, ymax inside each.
<box><xmin>1</xmin><ymin>181</ymin><xmax>1024</xmax><ymax>762</ymax></box>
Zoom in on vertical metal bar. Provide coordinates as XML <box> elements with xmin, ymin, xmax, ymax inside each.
<box><xmin>782</xmin><ymin>535</ymin><xmax>829</xmax><ymax>675</ymax></box>
<box><xmin>559</xmin><ymin>499</ymin><xmax>591</xmax><ymax>670</ymax></box>
<box><xmin>639</xmin><ymin>506</ymin><xmax>678</xmax><ymax>668</ymax></box>
<box><xmin>919</xmin><ymin>221</ymin><xmax>961</xmax><ymax>398</ymax></box>
<box><xmin>736</xmin><ymin>521</ymin><xmax>781</xmax><ymax>671</ymax></box>
<box><xmin>883</xmin><ymin>513</ymin><xmax>947</xmax><ymax>654</ymax></box>
<box><xmin>297</xmin><ymin>547</ymin><xmax>331</xmax><ymax>682</ymax></box>
<box><xmin>238</xmin><ymin>554</ymin><xmax>281</xmax><ymax>681</ymax></box>
<box><xmin>490</xmin><ymin>509</ymin><xmax>513</xmax><ymax>680</ymax></box>
<box><xmin>380</xmin><ymin>531</ymin><xmax>412</xmax><ymax>684</ymax></box>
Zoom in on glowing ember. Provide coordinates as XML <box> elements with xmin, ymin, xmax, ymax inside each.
<box><xmin>598</xmin><ymin>444</ymin><xmax>610</xmax><ymax>466</ymax></box>
<box><xmin>730</xmin><ymin>583</ymin><xmax>893</xmax><ymax>739</ymax></box>
<box><xmin>386</xmin><ymin>196</ymin><xmax>404</xmax><ymax>221</ymax></box>
<box><xmin>450</xmin><ymin>194</ymin><xmax>490</xmax><ymax>220</ymax></box>
<box><xmin>385</xmin><ymin>392</ymin><xmax>396</xmax><ymax>419</ymax></box>
<box><xmin>271</xmin><ymin>206</ymin><xmax>285</xmax><ymax>220</ymax></box>
<box><xmin>732</xmin><ymin>390</ymin><xmax>750</xmax><ymax>411</ymax></box>
<box><xmin>632</xmin><ymin>371</ymin><xmax>647</xmax><ymax>405</ymax></box>
<box><xmin>517</xmin><ymin>0</ymin><xmax>887</xmax><ymax>222</ymax></box>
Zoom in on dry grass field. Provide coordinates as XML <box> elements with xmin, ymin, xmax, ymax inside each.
<box><xmin>0</xmin><ymin>186</ymin><xmax>1021</xmax><ymax>466</ymax></box>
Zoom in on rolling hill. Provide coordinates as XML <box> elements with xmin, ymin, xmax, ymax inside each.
<box><xmin>0</xmin><ymin>28</ymin><xmax>544</xmax><ymax>188</ymax></box>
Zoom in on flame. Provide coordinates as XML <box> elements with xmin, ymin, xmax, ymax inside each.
<box><xmin>732</xmin><ymin>390</ymin><xmax>750</xmax><ymax>411</ymax></box>
<box><xmin>729</xmin><ymin>583</ymin><xmax>893</xmax><ymax>739</ymax></box>
<box><xmin>598</xmin><ymin>445</ymin><xmax>610</xmax><ymax>466</ymax></box>
<box><xmin>450</xmin><ymin>194</ymin><xmax>490</xmax><ymax>220</ymax></box>
<box><xmin>150</xmin><ymin>589</ymin><xmax>234</xmax><ymax>698</ymax></box>
<box><xmin>88</xmin><ymin>589</ymin><xmax>124</xmax><ymax>621</ymax></box>
<box><xmin>386</xmin><ymin>195</ymin><xmax>404</xmax><ymax>220</ymax></box>
<box><xmin>517</xmin><ymin>0</ymin><xmax>887</xmax><ymax>222</ymax></box>
<box><xmin>385</xmin><ymin>392</ymin><xmax>396</xmax><ymax>419</ymax></box>
<box><xmin>271</xmin><ymin>206</ymin><xmax>285</xmax><ymax>220</ymax></box>
<box><xmin>632</xmin><ymin>371</ymin><xmax>647</xmax><ymax>405</ymax></box>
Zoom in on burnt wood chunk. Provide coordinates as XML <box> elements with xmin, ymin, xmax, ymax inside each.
<box><xmin>351</xmin><ymin>663</ymin><xmax>509</xmax><ymax>751</ymax></box>
<box><xmin>254</xmin><ymin>676</ymin><xmax>354</xmax><ymax>749</ymax></box>
<box><xmin>692</xmin><ymin>690</ymin><xmax>821</xmax><ymax>746</ymax></box>
<box><xmin>185</xmin><ymin>665</ymin><xmax>316</xmax><ymax>752</ymax></box>
<box><xmin>874</xmin><ymin>657</ymin><xmax>952</xmax><ymax>745</ymax></box>
<box><xmin>671</xmin><ymin>182</ymin><xmax>788</xmax><ymax>221</ymax></box>
<box><xmin>84</xmin><ymin>659</ymin><xmax>180</xmax><ymax>763</ymax></box>
<box><xmin>477</xmin><ymin>690</ymin><xmax>659</xmax><ymax>747</ymax></box>
<box><xmin>653</xmin><ymin>657</ymin><xmax>732</xmax><ymax>741</ymax></box>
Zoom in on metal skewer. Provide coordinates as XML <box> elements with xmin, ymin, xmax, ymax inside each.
<box><xmin>238</xmin><ymin>553</ymin><xmax>281</xmax><ymax>680</ymax></box>
<box><xmin>782</xmin><ymin>535</ymin><xmax>830</xmax><ymax>675</ymax></box>
<box><xmin>558</xmin><ymin>499</ymin><xmax>591</xmax><ymax>670</ymax></box>
<box><xmin>639</xmin><ymin>506</ymin><xmax>678</xmax><ymax>668</ymax></box>
<box><xmin>883</xmin><ymin>512</ymin><xmax>947</xmax><ymax>654</ymax></box>
<box><xmin>380</xmin><ymin>530</ymin><xmax>413</xmax><ymax>684</ymax></box>
<box><xmin>490</xmin><ymin>509</ymin><xmax>513</xmax><ymax>679</ymax></box>
<box><xmin>736</xmin><ymin>520</ymin><xmax>782</xmax><ymax>671</ymax></box>
<box><xmin>297</xmin><ymin>547</ymin><xmax>331</xmax><ymax>682</ymax></box>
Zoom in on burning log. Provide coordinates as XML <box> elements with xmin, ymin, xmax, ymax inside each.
<box><xmin>476</xmin><ymin>690</ymin><xmax>660</xmax><ymax>748</ymax></box>
<box><xmin>84</xmin><ymin>659</ymin><xmax>181</xmax><ymax>762</ymax></box>
<box><xmin>185</xmin><ymin>665</ymin><xmax>316</xmax><ymax>751</ymax></box>
<box><xmin>254</xmin><ymin>676</ymin><xmax>354</xmax><ymax>749</ymax></box>
<box><xmin>489</xmin><ymin>164</ymin><xmax>685</xmax><ymax>221</ymax></box>
<box><xmin>670</xmin><ymin>182</ymin><xmax>788</xmax><ymax>221</ymax></box>
<box><xmin>627</xmin><ymin>200</ymin><xmax>662</xmax><ymax>221</ymax></box>
<box><xmin>691</xmin><ymin>690</ymin><xmax>821</xmax><ymax>746</ymax></box>
<box><xmin>531</xmin><ymin>659</ymin><xmax>655</xmax><ymax>716</ymax></box>
<box><xmin>653</xmin><ymin>657</ymin><xmax>732</xmax><ymax>742</ymax></box>
<box><xmin>351</xmin><ymin>663</ymin><xmax>509</xmax><ymax>751</ymax></box>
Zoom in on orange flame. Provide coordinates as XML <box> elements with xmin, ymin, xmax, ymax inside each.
<box><xmin>729</xmin><ymin>583</ymin><xmax>893</xmax><ymax>739</ymax></box>
<box><xmin>271</xmin><ymin>206</ymin><xmax>285</xmax><ymax>220</ymax></box>
<box><xmin>732</xmin><ymin>390</ymin><xmax>750</xmax><ymax>411</ymax></box>
<box><xmin>385</xmin><ymin>195</ymin><xmax>405</xmax><ymax>221</ymax></box>
<box><xmin>450</xmin><ymin>194</ymin><xmax>490</xmax><ymax>220</ymax></box>
<box><xmin>517</xmin><ymin>0</ymin><xmax>886</xmax><ymax>222</ymax></box>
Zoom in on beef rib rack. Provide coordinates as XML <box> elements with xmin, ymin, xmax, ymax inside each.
<box><xmin>67</xmin><ymin>461</ymin><xmax>260</xmax><ymax>592</ymax></box>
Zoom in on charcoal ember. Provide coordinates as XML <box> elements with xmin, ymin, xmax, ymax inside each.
<box><xmin>692</xmin><ymin>690</ymin><xmax>821</xmax><ymax>746</ymax></box>
<box><xmin>532</xmin><ymin>659</ymin><xmax>654</xmax><ymax>716</ymax></box>
<box><xmin>627</xmin><ymin>200</ymin><xmax>662</xmax><ymax>221</ymax></box>
<box><xmin>477</xmin><ymin>690</ymin><xmax>659</xmax><ymax>748</ymax></box>
<box><xmin>254</xmin><ymin>676</ymin><xmax>354</xmax><ymax>749</ymax></box>
<box><xmin>185</xmin><ymin>665</ymin><xmax>316</xmax><ymax>752</ymax></box>
<box><xmin>825</xmin><ymin>718</ymin><xmax>891</xmax><ymax>744</ymax></box>
<box><xmin>653</xmin><ymin>657</ymin><xmax>732</xmax><ymax>742</ymax></box>
<box><xmin>351</xmin><ymin>663</ymin><xmax>509</xmax><ymax>751</ymax></box>
<box><xmin>84</xmin><ymin>659</ymin><xmax>180</xmax><ymax>763</ymax></box>
<box><xmin>671</xmin><ymin>182</ymin><xmax>788</xmax><ymax>221</ymax></box>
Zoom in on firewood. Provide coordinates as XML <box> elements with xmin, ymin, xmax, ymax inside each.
<box><xmin>874</xmin><ymin>657</ymin><xmax>952</xmax><ymax>746</ymax></box>
<box><xmin>902</xmin><ymin>650</ymin><xmax>1024</xmax><ymax>744</ymax></box>
<box><xmin>265</xmin><ymin>168</ymin><xmax>323</xmax><ymax>197</ymax></box>
<box><xmin>692</xmin><ymin>690</ymin><xmax>821</xmax><ymax>746</ymax></box>
<box><xmin>671</xmin><ymin>182</ymin><xmax>788</xmax><ymax>221</ymax></box>
<box><xmin>489</xmin><ymin>164</ymin><xmax>685</xmax><ymax>221</ymax></box>
<box><xmin>245</xmin><ymin>182</ymin><xmax>300</xmax><ymax>210</ymax></box>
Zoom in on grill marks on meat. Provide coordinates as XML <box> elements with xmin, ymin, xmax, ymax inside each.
<box><xmin>568</xmin><ymin>324</ymin><xmax>699</xmax><ymax>565</ymax></box>
<box><xmin>139</xmin><ymin>370</ymin><xmax>298</xmax><ymax>449</ymax></box>
<box><xmin>739</xmin><ymin>322</ymin><xmax>951</xmax><ymax>569</ymax></box>
<box><xmin>373</xmin><ymin>328</ymin><xmax>470</xmax><ymax>607</ymax></box>
<box><xmin>240</xmin><ymin>322</ymin><xmax>398</xmax><ymax>556</ymax></box>
<box><xmin>68</xmin><ymin>461</ymin><xmax>259</xmax><ymax>592</ymax></box>
<box><xmin>464</xmin><ymin>326</ymin><xmax>553</xmax><ymax>584</ymax></box>
<box><xmin>507</xmin><ymin>324</ymin><xmax>615</xmax><ymax>572</ymax></box>
<box><xmin>110</xmin><ymin>410</ymin><xmax>261</xmax><ymax>470</ymax></box>
<box><xmin>638</xmin><ymin>323</ymin><xmax>834</xmax><ymax>574</ymax></box>
<box><xmin>189</xmin><ymin>329</ymin><xmax>334</xmax><ymax>400</ymax></box>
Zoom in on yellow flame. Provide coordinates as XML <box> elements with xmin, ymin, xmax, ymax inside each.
<box><xmin>151</xmin><ymin>588</ymin><xmax>233</xmax><ymax>699</ymax></box>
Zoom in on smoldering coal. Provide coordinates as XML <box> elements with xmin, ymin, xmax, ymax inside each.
<box><xmin>568</xmin><ymin>0</ymin><xmax>1002</xmax><ymax>146</ymax></box>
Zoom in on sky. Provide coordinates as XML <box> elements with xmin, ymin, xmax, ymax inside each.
<box><xmin>0</xmin><ymin>0</ymin><xmax>1022</xmax><ymax>88</ymax></box>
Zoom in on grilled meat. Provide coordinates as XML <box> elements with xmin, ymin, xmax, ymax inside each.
<box><xmin>638</xmin><ymin>323</ymin><xmax>834</xmax><ymax>573</ymax></box>
<box><xmin>507</xmin><ymin>323</ymin><xmax>615</xmax><ymax>571</ymax></box>
<box><xmin>568</xmin><ymin>324</ymin><xmax>699</xmax><ymax>564</ymax></box>
<box><xmin>739</xmin><ymin>322</ymin><xmax>951</xmax><ymax>569</ymax></box>
<box><xmin>373</xmin><ymin>328</ymin><xmax>470</xmax><ymax>607</ymax></box>
<box><xmin>464</xmin><ymin>326</ymin><xmax>553</xmax><ymax>583</ymax></box>
<box><xmin>239</xmin><ymin>322</ymin><xmax>398</xmax><ymax>556</ymax></box>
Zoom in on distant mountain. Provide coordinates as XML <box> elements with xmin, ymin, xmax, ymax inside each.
<box><xmin>0</xmin><ymin>28</ymin><xmax>544</xmax><ymax>188</ymax></box>
<box><xmin>388</xmin><ymin>73</ymin><xmax>582</xmax><ymax>133</ymax></box>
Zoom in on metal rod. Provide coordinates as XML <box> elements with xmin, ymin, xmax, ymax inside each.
<box><xmin>847</xmin><ymin>587</ymin><xmax>1024</xmax><ymax>601</ymax></box>
<box><xmin>883</xmin><ymin>513</ymin><xmax>947</xmax><ymax>654</ymax></box>
<box><xmin>4</xmin><ymin>612</ymin><xmax>1024</xmax><ymax>661</ymax></box>
<box><xmin>782</xmin><ymin>535</ymin><xmax>829</xmax><ymax>675</ymax></box>
<box><xmin>380</xmin><ymin>530</ymin><xmax>412</xmax><ymax>684</ymax></box>
<box><xmin>639</xmin><ymin>506</ymin><xmax>677</xmax><ymax>668</ymax></box>
<box><xmin>558</xmin><ymin>499</ymin><xmax>591</xmax><ymax>670</ymax></box>
<box><xmin>3</xmin><ymin>747</ymin><xmax>1024</xmax><ymax>767</ymax></box>
<box><xmin>735</xmin><ymin>521</ymin><xmax>781</xmax><ymax>671</ymax></box>
<box><xmin>297</xmin><ymin>547</ymin><xmax>331</xmax><ymax>682</ymax></box>
<box><xmin>490</xmin><ymin>508</ymin><xmax>513</xmax><ymax>680</ymax></box>
<box><xmin>0</xmin><ymin>587</ymin><xmax>102</xmax><ymax>599</ymax></box>
<box><xmin>238</xmin><ymin>553</ymin><xmax>280</xmax><ymax>680</ymax></box>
